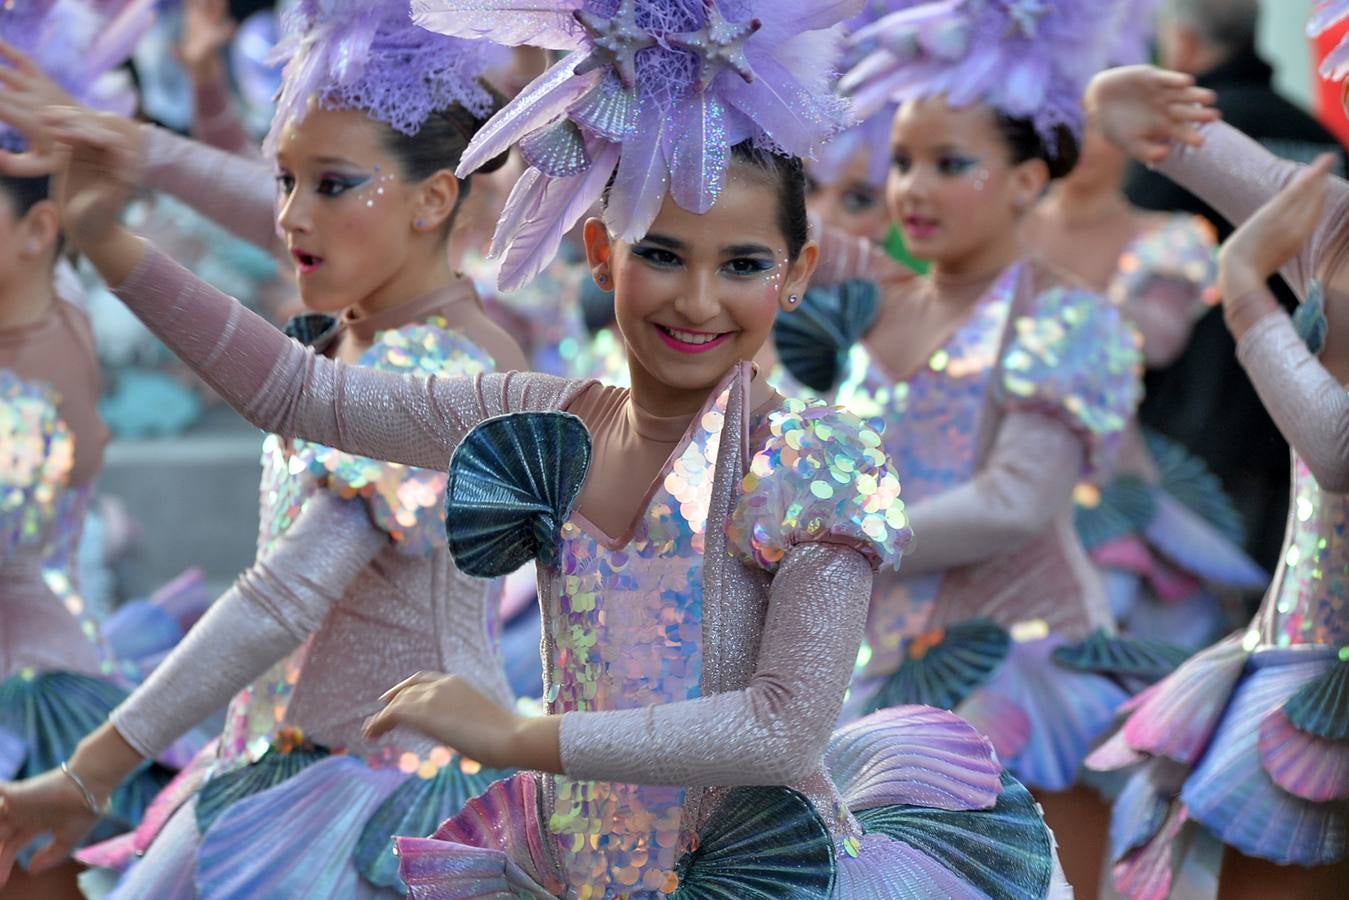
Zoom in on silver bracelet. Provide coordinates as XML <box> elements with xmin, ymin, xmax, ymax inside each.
<box><xmin>60</xmin><ymin>762</ymin><xmax>110</xmax><ymax>817</ymax></box>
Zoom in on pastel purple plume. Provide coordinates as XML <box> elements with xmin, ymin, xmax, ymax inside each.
<box><xmin>1310</xmin><ymin>1</ymin><xmax>1349</xmax><ymax>80</ymax></box>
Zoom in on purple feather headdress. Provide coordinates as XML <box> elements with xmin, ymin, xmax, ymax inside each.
<box><xmin>0</xmin><ymin>0</ymin><xmax>156</xmax><ymax>151</ymax></box>
<box><xmin>1310</xmin><ymin>1</ymin><xmax>1349</xmax><ymax>81</ymax></box>
<box><xmin>263</xmin><ymin>0</ymin><xmax>504</xmax><ymax>155</ymax></box>
<box><xmin>811</xmin><ymin>2</ymin><xmax>897</xmax><ymax>189</ymax></box>
<box><xmin>414</xmin><ymin>0</ymin><xmax>860</xmax><ymax>291</ymax></box>
<box><xmin>840</xmin><ymin>0</ymin><xmax>1117</xmax><ymax>152</ymax></box>
<box><xmin>1103</xmin><ymin>0</ymin><xmax>1159</xmax><ymax>67</ymax></box>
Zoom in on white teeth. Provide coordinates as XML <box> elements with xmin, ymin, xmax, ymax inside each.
<box><xmin>664</xmin><ymin>327</ymin><xmax>720</xmax><ymax>345</ymax></box>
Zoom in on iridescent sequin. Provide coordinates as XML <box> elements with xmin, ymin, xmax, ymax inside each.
<box><xmin>838</xmin><ymin>269</ymin><xmax>1017</xmax><ymax>675</ymax></box>
<box><xmin>543</xmin><ymin>385</ymin><xmax>727</xmax><ymax>892</ymax></box>
<box><xmin>0</xmin><ymin>371</ymin><xmax>74</xmax><ymax>555</ymax></box>
<box><xmin>1256</xmin><ymin>455</ymin><xmax>1349</xmax><ymax>649</ymax></box>
<box><xmin>1108</xmin><ymin>214</ymin><xmax>1218</xmax><ymax>314</ymax></box>
<box><xmin>729</xmin><ymin>398</ymin><xmax>910</xmax><ymax>572</ymax></box>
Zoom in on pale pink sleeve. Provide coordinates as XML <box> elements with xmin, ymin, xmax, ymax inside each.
<box><xmin>1237</xmin><ymin>310</ymin><xmax>1349</xmax><ymax>493</ymax></box>
<box><xmin>897</xmin><ymin>412</ymin><xmax>1085</xmax><ymax>576</ymax></box>
<box><xmin>559</xmin><ymin>542</ymin><xmax>870</xmax><ymax>786</ymax></box>
<box><xmin>190</xmin><ymin>77</ymin><xmax>256</xmax><ymax>159</ymax></box>
<box><xmin>137</xmin><ymin>124</ymin><xmax>278</xmax><ymax>250</ymax></box>
<box><xmin>108</xmin><ymin>492</ymin><xmax>386</xmax><ymax>758</ymax></box>
<box><xmin>1158</xmin><ymin>122</ymin><xmax>1349</xmax><ymax>300</ymax></box>
<box><xmin>112</xmin><ymin>244</ymin><xmax>584</xmax><ymax>470</ymax></box>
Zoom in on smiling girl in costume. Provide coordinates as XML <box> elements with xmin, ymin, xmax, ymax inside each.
<box><xmin>0</xmin><ymin>0</ymin><xmax>1069</xmax><ymax>896</ymax></box>
<box><xmin>776</xmin><ymin>1</ymin><xmax>1158</xmax><ymax>893</ymax></box>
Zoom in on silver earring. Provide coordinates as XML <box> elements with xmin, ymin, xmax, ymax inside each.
<box><xmin>787</xmin><ymin>294</ymin><xmax>799</xmax><ymax>305</ymax></box>
<box><xmin>597</xmin><ymin>272</ymin><xmax>608</xmax><ymax>286</ymax></box>
<box><xmin>415</xmin><ymin>217</ymin><xmax>426</xmax><ymax>229</ymax></box>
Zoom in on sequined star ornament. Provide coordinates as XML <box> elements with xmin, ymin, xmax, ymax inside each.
<box><xmin>413</xmin><ymin>0</ymin><xmax>860</xmax><ymax>290</ymax></box>
<box><xmin>0</xmin><ymin>0</ymin><xmax>155</xmax><ymax>151</ymax></box>
<box><xmin>840</xmin><ymin>0</ymin><xmax>1121</xmax><ymax>153</ymax></box>
<box><xmin>262</xmin><ymin>0</ymin><xmax>505</xmax><ymax>155</ymax></box>
<box><xmin>1310</xmin><ymin>1</ymin><xmax>1349</xmax><ymax>80</ymax></box>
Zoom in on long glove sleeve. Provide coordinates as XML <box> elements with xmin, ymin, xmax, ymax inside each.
<box><xmin>108</xmin><ymin>491</ymin><xmax>386</xmax><ymax>758</ymax></box>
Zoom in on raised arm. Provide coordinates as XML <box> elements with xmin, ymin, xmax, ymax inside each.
<box><xmin>559</xmin><ymin>543</ymin><xmax>871</xmax><ymax>786</ymax></box>
<box><xmin>137</xmin><ymin>124</ymin><xmax>277</xmax><ymax>251</ymax></box>
<box><xmin>102</xmin><ymin>239</ymin><xmax>578</xmax><ymax>469</ymax></box>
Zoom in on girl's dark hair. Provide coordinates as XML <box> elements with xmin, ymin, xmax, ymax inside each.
<box><xmin>378</xmin><ymin>84</ymin><xmax>510</xmax><ymax>230</ymax></box>
<box><xmin>599</xmin><ymin>140</ymin><xmax>810</xmax><ymax>260</ymax></box>
<box><xmin>995</xmin><ymin>114</ymin><xmax>1081</xmax><ymax>181</ymax></box>
<box><xmin>0</xmin><ymin>173</ymin><xmax>52</xmax><ymax>218</ymax></box>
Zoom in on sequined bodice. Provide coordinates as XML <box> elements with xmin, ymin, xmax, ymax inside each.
<box><xmin>542</xmin><ymin>391</ymin><xmax>728</xmax><ymax>895</ymax></box>
<box><xmin>839</xmin><ymin>270</ymin><xmax>1017</xmax><ymax>672</ymax></box>
<box><xmin>1256</xmin><ymin>454</ymin><xmax>1349</xmax><ymax>649</ymax></box>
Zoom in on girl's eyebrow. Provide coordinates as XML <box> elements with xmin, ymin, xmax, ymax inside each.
<box><xmin>723</xmin><ymin>242</ymin><xmax>774</xmax><ymax>257</ymax></box>
<box><xmin>640</xmin><ymin>233</ymin><xmax>686</xmax><ymax>250</ymax></box>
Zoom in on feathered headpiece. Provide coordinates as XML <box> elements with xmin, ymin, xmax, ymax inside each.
<box><xmin>0</xmin><ymin>0</ymin><xmax>156</xmax><ymax>151</ymax></box>
<box><xmin>414</xmin><ymin>0</ymin><xmax>860</xmax><ymax>291</ymax></box>
<box><xmin>840</xmin><ymin>0</ymin><xmax>1116</xmax><ymax>152</ymax></box>
<box><xmin>1310</xmin><ymin>1</ymin><xmax>1349</xmax><ymax>80</ymax></box>
<box><xmin>811</xmin><ymin>2</ymin><xmax>898</xmax><ymax>190</ymax></box>
<box><xmin>263</xmin><ymin>0</ymin><xmax>504</xmax><ymax>154</ymax></box>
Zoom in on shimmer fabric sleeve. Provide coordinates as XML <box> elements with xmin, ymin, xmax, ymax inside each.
<box><xmin>1238</xmin><ymin>311</ymin><xmax>1349</xmax><ymax>493</ymax></box>
<box><xmin>111</xmin><ymin>244</ymin><xmax>586</xmax><ymax>470</ymax></box>
<box><xmin>190</xmin><ymin>77</ymin><xmax>256</xmax><ymax>158</ymax></box>
<box><xmin>559</xmin><ymin>542</ymin><xmax>870</xmax><ymax>787</ymax></box>
<box><xmin>138</xmin><ymin>124</ymin><xmax>278</xmax><ymax>251</ymax></box>
<box><xmin>897</xmin><ymin>412</ymin><xmax>1085</xmax><ymax>576</ymax></box>
<box><xmin>1158</xmin><ymin>122</ymin><xmax>1349</xmax><ymax>300</ymax></box>
<box><xmin>109</xmin><ymin>491</ymin><xmax>387</xmax><ymax>758</ymax></box>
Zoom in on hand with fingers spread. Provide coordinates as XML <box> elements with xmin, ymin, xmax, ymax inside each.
<box><xmin>33</xmin><ymin>107</ymin><xmax>141</xmax><ymax>249</ymax></box>
<box><xmin>363</xmin><ymin>672</ymin><xmax>562</xmax><ymax>773</ymax></box>
<box><xmin>177</xmin><ymin>0</ymin><xmax>238</xmax><ymax>83</ymax></box>
<box><xmin>1219</xmin><ymin>153</ymin><xmax>1338</xmax><ymax>337</ymax></box>
<box><xmin>1085</xmin><ymin>65</ymin><xmax>1222</xmax><ymax>165</ymax></box>
<box><xmin>0</xmin><ymin>39</ymin><xmax>78</xmax><ymax>177</ymax></box>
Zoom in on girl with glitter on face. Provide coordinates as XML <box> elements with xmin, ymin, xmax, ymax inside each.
<box><xmin>1074</xmin><ymin>11</ymin><xmax>1349</xmax><ymax>892</ymax></box>
<box><xmin>0</xmin><ymin>1</ymin><xmax>1071</xmax><ymax>896</ymax></box>
<box><xmin>0</xmin><ymin>2</ymin><xmax>538</xmax><ymax>896</ymax></box>
<box><xmin>787</xmin><ymin>1</ymin><xmax>1162</xmax><ymax>894</ymax></box>
<box><xmin>1021</xmin><ymin>0</ymin><xmax>1267</xmax><ymax>651</ymax></box>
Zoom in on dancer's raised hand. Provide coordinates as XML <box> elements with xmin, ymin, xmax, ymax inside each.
<box><xmin>1086</xmin><ymin>65</ymin><xmax>1221</xmax><ymax>164</ymax></box>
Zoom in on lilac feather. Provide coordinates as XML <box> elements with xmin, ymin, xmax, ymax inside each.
<box><xmin>668</xmin><ymin>90</ymin><xmax>729</xmax><ymax>214</ymax></box>
<box><xmin>604</xmin><ymin>101</ymin><xmax>671</xmax><ymax>242</ymax></box>
<box><xmin>456</xmin><ymin>52</ymin><xmax>599</xmax><ymax>177</ymax></box>
<box><xmin>720</xmin><ymin>48</ymin><xmax>836</xmax><ymax>158</ymax></box>
<box><xmin>412</xmin><ymin>0</ymin><xmax>585</xmax><ymax>50</ymax></box>
<box><xmin>494</xmin><ymin>140</ymin><xmax>621</xmax><ymax>291</ymax></box>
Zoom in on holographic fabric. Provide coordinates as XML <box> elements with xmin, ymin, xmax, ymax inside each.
<box><xmin>839</xmin><ymin>267</ymin><xmax>1018</xmax><ymax>677</ymax></box>
<box><xmin>0</xmin><ymin>372</ymin><xmax>75</xmax><ymax>556</ymax></box>
<box><xmin>543</xmin><ymin>382</ymin><xmax>727</xmax><ymax>892</ymax></box>
<box><xmin>1106</xmin><ymin>215</ymin><xmax>1218</xmax><ymax>319</ymax></box>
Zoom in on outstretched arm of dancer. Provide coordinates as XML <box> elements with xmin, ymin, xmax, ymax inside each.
<box><xmin>0</xmin><ymin>492</ymin><xmax>386</xmax><ymax>882</ymax></box>
<box><xmin>0</xmin><ymin>50</ymin><xmax>276</xmax><ymax>248</ymax></box>
<box><xmin>366</xmin><ymin>542</ymin><xmax>872</xmax><ymax>785</ymax></box>
<box><xmin>4</xmin><ymin>107</ymin><xmax>582</xmax><ymax>469</ymax></box>
<box><xmin>1219</xmin><ymin>154</ymin><xmax>1349</xmax><ymax>491</ymax></box>
<box><xmin>1088</xmin><ymin>65</ymin><xmax>1349</xmax><ymax>307</ymax></box>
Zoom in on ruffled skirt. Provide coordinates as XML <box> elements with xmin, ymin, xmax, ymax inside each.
<box><xmin>396</xmin><ymin>706</ymin><xmax>1069</xmax><ymax>899</ymax></box>
<box><xmin>1087</xmin><ymin>640</ymin><xmax>1348</xmax><ymax>899</ymax></box>
<box><xmin>80</xmin><ymin>735</ymin><xmax>511</xmax><ymax>898</ymax></box>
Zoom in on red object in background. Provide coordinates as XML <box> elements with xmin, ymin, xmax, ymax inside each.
<box><xmin>1313</xmin><ymin>20</ymin><xmax>1349</xmax><ymax>146</ymax></box>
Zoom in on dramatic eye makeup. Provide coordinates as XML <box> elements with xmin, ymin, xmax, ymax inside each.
<box><xmin>937</xmin><ymin>154</ymin><xmax>980</xmax><ymax>176</ymax></box>
<box><xmin>316</xmin><ymin>173</ymin><xmax>372</xmax><ymax>197</ymax></box>
<box><xmin>841</xmin><ymin>184</ymin><xmax>880</xmax><ymax>212</ymax></box>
